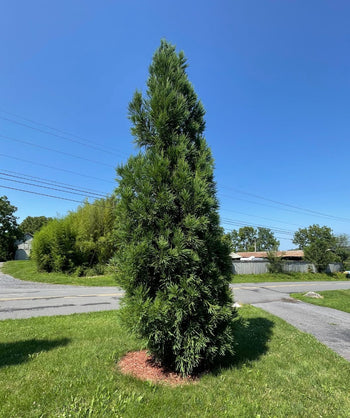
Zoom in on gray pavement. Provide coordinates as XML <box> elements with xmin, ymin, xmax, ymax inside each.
<box><xmin>0</xmin><ymin>271</ymin><xmax>123</xmax><ymax>320</ymax></box>
<box><xmin>231</xmin><ymin>281</ymin><xmax>350</xmax><ymax>361</ymax></box>
<box><xmin>1</xmin><ymin>267</ymin><xmax>350</xmax><ymax>362</ymax></box>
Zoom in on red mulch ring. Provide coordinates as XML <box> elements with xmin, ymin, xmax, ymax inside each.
<box><xmin>117</xmin><ymin>350</ymin><xmax>198</xmax><ymax>386</ymax></box>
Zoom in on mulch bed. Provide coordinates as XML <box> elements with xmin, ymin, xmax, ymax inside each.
<box><xmin>117</xmin><ymin>350</ymin><xmax>198</xmax><ymax>386</ymax></box>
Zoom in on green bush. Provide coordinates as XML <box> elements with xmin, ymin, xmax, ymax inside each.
<box><xmin>31</xmin><ymin>218</ymin><xmax>79</xmax><ymax>272</ymax></box>
<box><xmin>267</xmin><ymin>252</ymin><xmax>284</xmax><ymax>273</ymax></box>
<box><xmin>73</xmin><ymin>196</ymin><xmax>116</xmax><ymax>267</ymax></box>
<box><xmin>31</xmin><ymin>197</ymin><xmax>116</xmax><ymax>274</ymax></box>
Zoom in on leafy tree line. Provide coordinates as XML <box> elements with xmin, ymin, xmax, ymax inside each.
<box><xmin>228</xmin><ymin>224</ymin><xmax>350</xmax><ymax>272</ymax></box>
<box><xmin>19</xmin><ymin>216</ymin><xmax>52</xmax><ymax>235</ymax></box>
<box><xmin>293</xmin><ymin>224</ymin><xmax>349</xmax><ymax>272</ymax></box>
<box><xmin>228</xmin><ymin>226</ymin><xmax>280</xmax><ymax>252</ymax></box>
<box><xmin>31</xmin><ymin>196</ymin><xmax>116</xmax><ymax>275</ymax></box>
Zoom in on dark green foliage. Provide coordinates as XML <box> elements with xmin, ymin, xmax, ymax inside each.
<box><xmin>257</xmin><ymin>227</ymin><xmax>280</xmax><ymax>251</ymax></box>
<box><xmin>31</xmin><ymin>196</ymin><xmax>116</xmax><ymax>273</ymax></box>
<box><xmin>293</xmin><ymin>224</ymin><xmax>339</xmax><ymax>272</ymax></box>
<box><xmin>0</xmin><ymin>196</ymin><xmax>21</xmax><ymax>261</ymax></box>
<box><xmin>334</xmin><ymin>234</ymin><xmax>350</xmax><ymax>266</ymax></box>
<box><xmin>113</xmin><ymin>40</ymin><xmax>237</xmax><ymax>376</ymax></box>
<box><xmin>230</xmin><ymin>226</ymin><xmax>256</xmax><ymax>252</ymax></box>
<box><xmin>19</xmin><ymin>216</ymin><xmax>52</xmax><ymax>235</ymax></box>
<box><xmin>230</xmin><ymin>226</ymin><xmax>279</xmax><ymax>252</ymax></box>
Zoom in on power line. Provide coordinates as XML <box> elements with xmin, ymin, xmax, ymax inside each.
<box><xmin>221</xmin><ymin>186</ymin><xmax>350</xmax><ymax>223</ymax></box>
<box><xmin>219</xmin><ymin>192</ymin><xmax>350</xmax><ymax>225</ymax></box>
<box><xmin>2</xmin><ymin>109</ymin><xmax>347</xmax><ymax>225</ymax></box>
<box><xmin>0</xmin><ymin>177</ymin><xmax>316</xmax><ymax>243</ymax></box>
<box><xmin>0</xmin><ymin>112</ymin><xmax>128</xmax><ymax>157</ymax></box>
<box><xmin>221</xmin><ymin>218</ymin><xmax>294</xmax><ymax>236</ymax></box>
<box><xmin>219</xmin><ymin>193</ymin><xmax>316</xmax><ymax>219</ymax></box>
<box><xmin>1</xmin><ymin>117</ymin><xmax>346</xmax><ymax>231</ymax></box>
<box><xmin>0</xmin><ymin>163</ymin><xmax>339</xmax><ymax>235</ymax></box>
<box><xmin>0</xmin><ymin>133</ymin><xmax>115</xmax><ymax>168</ymax></box>
<box><xmin>0</xmin><ymin>172</ymin><xmax>294</xmax><ymax>230</ymax></box>
<box><xmin>0</xmin><ymin>176</ymin><xmax>104</xmax><ymax>198</ymax></box>
<box><xmin>0</xmin><ymin>172</ymin><xmax>106</xmax><ymax>198</ymax></box>
<box><xmin>220</xmin><ymin>207</ymin><xmax>303</xmax><ymax>229</ymax></box>
<box><xmin>0</xmin><ymin>153</ymin><xmax>115</xmax><ymax>184</ymax></box>
<box><xmin>1</xmin><ymin>169</ymin><xmax>107</xmax><ymax>196</ymax></box>
<box><xmin>0</xmin><ymin>179</ymin><xmax>295</xmax><ymax>238</ymax></box>
<box><xmin>0</xmin><ymin>184</ymin><xmax>84</xmax><ymax>203</ymax></box>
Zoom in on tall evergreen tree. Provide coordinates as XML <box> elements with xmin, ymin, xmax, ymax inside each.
<box><xmin>113</xmin><ymin>40</ymin><xmax>237</xmax><ymax>376</ymax></box>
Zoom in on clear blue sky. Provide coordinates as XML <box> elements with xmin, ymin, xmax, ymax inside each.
<box><xmin>1</xmin><ymin>0</ymin><xmax>349</xmax><ymax>250</ymax></box>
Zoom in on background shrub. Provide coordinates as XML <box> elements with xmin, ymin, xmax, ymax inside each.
<box><xmin>31</xmin><ymin>196</ymin><xmax>116</xmax><ymax>274</ymax></box>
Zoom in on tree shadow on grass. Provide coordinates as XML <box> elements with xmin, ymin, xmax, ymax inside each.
<box><xmin>211</xmin><ymin>316</ymin><xmax>275</xmax><ymax>375</ymax></box>
<box><xmin>233</xmin><ymin>317</ymin><xmax>274</xmax><ymax>365</ymax></box>
<box><xmin>0</xmin><ymin>338</ymin><xmax>70</xmax><ymax>368</ymax></box>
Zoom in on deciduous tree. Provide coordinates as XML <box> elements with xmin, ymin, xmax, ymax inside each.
<box><xmin>256</xmin><ymin>227</ymin><xmax>280</xmax><ymax>251</ymax></box>
<box><xmin>293</xmin><ymin>224</ymin><xmax>339</xmax><ymax>272</ymax></box>
<box><xmin>20</xmin><ymin>216</ymin><xmax>52</xmax><ymax>235</ymax></box>
<box><xmin>0</xmin><ymin>196</ymin><xmax>20</xmax><ymax>261</ymax></box>
<box><xmin>230</xmin><ymin>226</ymin><xmax>279</xmax><ymax>252</ymax></box>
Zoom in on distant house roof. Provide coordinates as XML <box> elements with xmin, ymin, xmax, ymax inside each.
<box><xmin>230</xmin><ymin>250</ymin><xmax>304</xmax><ymax>260</ymax></box>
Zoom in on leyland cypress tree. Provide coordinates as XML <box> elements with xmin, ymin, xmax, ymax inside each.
<box><xmin>114</xmin><ymin>40</ymin><xmax>237</xmax><ymax>376</ymax></box>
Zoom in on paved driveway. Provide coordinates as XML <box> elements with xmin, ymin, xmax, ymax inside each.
<box><xmin>232</xmin><ymin>281</ymin><xmax>350</xmax><ymax>361</ymax></box>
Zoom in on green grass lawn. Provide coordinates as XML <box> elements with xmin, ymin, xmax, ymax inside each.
<box><xmin>291</xmin><ymin>289</ymin><xmax>350</xmax><ymax>314</ymax></box>
<box><xmin>1</xmin><ymin>306</ymin><xmax>350</xmax><ymax>417</ymax></box>
<box><xmin>3</xmin><ymin>260</ymin><xmax>348</xmax><ymax>287</ymax></box>
<box><xmin>2</xmin><ymin>260</ymin><xmax>116</xmax><ymax>287</ymax></box>
<box><xmin>232</xmin><ymin>271</ymin><xmax>348</xmax><ymax>283</ymax></box>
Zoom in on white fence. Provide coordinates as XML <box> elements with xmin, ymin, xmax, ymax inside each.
<box><xmin>232</xmin><ymin>261</ymin><xmax>269</xmax><ymax>275</ymax></box>
<box><xmin>282</xmin><ymin>262</ymin><xmax>316</xmax><ymax>273</ymax></box>
<box><xmin>232</xmin><ymin>260</ymin><xmax>343</xmax><ymax>275</ymax></box>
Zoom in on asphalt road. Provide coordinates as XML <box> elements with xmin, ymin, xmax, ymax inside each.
<box><xmin>232</xmin><ymin>281</ymin><xmax>350</xmax><ymax>361</ymax></box>
<box><xmin>1</xmin><ymin>269</ymin><xmax>350</xmax><ymax>361</ymax></box>
<box><xmin>0</xmin><ymin>271</ymin><xmax>123</xmax><ymax>320</ymax></box>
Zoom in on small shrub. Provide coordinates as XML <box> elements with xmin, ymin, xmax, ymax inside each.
<box><xmin>267</xmin><ymin>252</ymin><xmax>284</xmax><ymax>273</ymax></box>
